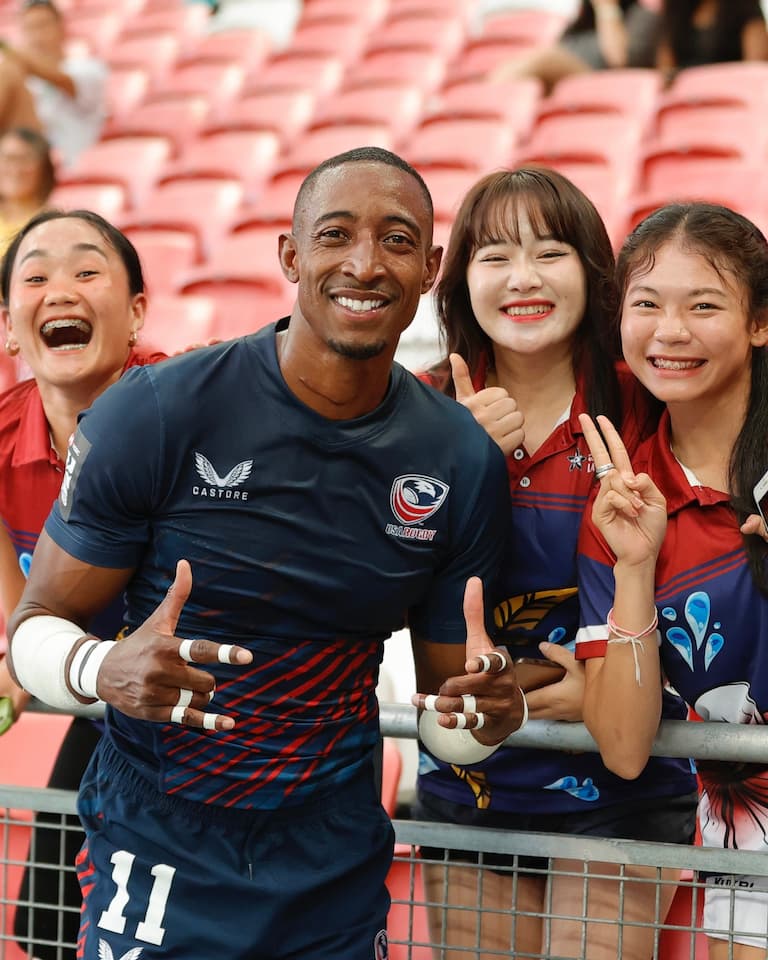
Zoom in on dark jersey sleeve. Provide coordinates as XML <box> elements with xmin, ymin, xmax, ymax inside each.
<box><xmin>44</xmin><ymin>366</ymin><xmax>164</xmax><ymax>569</ymax></box>
<box><xmin>408</xmin><ymin>436</ymin><xmax>510</xmax><ymax>644</ymax></box>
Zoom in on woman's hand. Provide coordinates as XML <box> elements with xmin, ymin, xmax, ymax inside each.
<box><xmin>578</xmin><ymin>413</ymin><xmax>667</xmax><ymax>567</ymax></box>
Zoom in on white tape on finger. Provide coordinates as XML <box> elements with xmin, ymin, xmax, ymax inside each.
<box><xmin>217</xmin><ymin>644</ymin><xmax>234</xmax><ymax>664</ymax></box>
<box><xmin>423</xmin><ymin>694</ymin><xmax>439</xmax><ymax>712</ymax></box>
<box><xmin>455</xmin><ymin>713</ymin><xmax>468</xmax><ymax>729</ymax></box>
<box><xmin>176</xmin><ymin>688</ymin><xmax>193</xmax><ymax>708</ymax></box>
<box><xmin>461</xmin><ymin>693</ymin><xmax>477</xmax><ymax>713</ymax></box>
<box><xmin>179</xmin><ymin>639</ymin><xmax>195</xmax><ymax>662</ymax></box>
<box><xmin>202</xmin><ymin>713</ymin><xmax>218</xmax><ymax>730</ymax></box>
<box><xmin>475</xmin><ymin>712</ymin><xmax>486</xmax><ymax>730</ymax></box>
<box><xmin>170</xmin><ymin>705</ymin><xmax>186</xmax><ymax>725</ymax></box>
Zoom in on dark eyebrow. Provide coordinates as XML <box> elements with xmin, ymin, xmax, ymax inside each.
<box><xmin>19</xmin><ymin>242</ymin><xmax>109</xmax><ymax>265</ymax></box>
<box><xmin>630</xmin><ymin>284</ymin><xmax>725</xmax><ymax>298</ymax></box>
<box><xmin>312</xmin><ymin>211</ymin><xmax>422</xmax><ymax>239</ymax></box>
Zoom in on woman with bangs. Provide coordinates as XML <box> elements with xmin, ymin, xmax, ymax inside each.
<box><xmin>415</xmin><ymin>167</ymin><xmax>698</xmax><ymax>959</ymax></box>
<box><xmin>577</xmin><ymin>202</ymin><xmax>768</xmax><ymax>958</ymax></box>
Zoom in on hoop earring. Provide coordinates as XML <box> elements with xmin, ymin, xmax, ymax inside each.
<box><xmin>5</xmin><ymin>338</ymin><xmax>19</xmax><ymax>357</ymax></box>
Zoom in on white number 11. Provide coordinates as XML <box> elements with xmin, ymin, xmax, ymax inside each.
<box><xmin>98</xmin><ymin>850</ymin><xmax>176</xmax><ymax>946</ymax></box>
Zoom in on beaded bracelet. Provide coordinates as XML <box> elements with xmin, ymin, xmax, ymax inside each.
<box><xmin>605</xmin><ymin>607</ymin><xmax>659</xmax><ymax>685</ymax></box>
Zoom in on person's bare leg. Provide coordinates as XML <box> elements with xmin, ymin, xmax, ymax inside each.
<box><xmin>489</xmin><ymin>44</ymin><xmax>591</xmax><ymax>94</ymax></box>
<box><xmin>0</xmin><ymin>57</ymin><xmax>41</xmax><ymax>130</ymax></box>
<box><xmin>545</xmin><ymin>860</ymin><xmax>681</xmax><ymax>960</ymax></box>
<box><xmin>423</xmin><ymin>861</ymin><xmax>543</xmax><ymax>959</ymax></box>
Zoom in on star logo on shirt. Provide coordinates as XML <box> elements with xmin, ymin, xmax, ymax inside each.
<box><xmin>567</xmin><ymin>449</ymin><xmax>587</xmax><ymax>471</ymax></box>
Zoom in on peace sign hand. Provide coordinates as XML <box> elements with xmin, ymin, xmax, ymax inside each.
<box><xmin>578</xmin><ymin>414</ymin><xmax>667</xmax><ymax>567</ymax></box>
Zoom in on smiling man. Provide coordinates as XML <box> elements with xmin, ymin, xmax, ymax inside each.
<box><xmin>8</xmin><ymin>148</ymin><xmax>521</xmax><ymax>960</ymax></box>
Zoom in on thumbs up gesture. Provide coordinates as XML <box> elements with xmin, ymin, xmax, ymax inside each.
<box><xmin>412</xmin><ymin>577</ymin><xmax>526</xmax><ymax>747</ymax></box>
<box><xmin>94</xmin><ymin>559</ymin><xmax>252</xmax><ymax>731</ymax></box>
<box><xmin>450</xmin><ymin>353</ymin><xmax>525</xmax><ymax>456</ymax></box>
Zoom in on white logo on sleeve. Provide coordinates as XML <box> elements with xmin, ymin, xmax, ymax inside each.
<box><xmin>193</xmin><ymin>452</ymin><xmax>253</xmax><ymax>500</ymax></box>
<box><xmin>98</xmin><ymin>941</ymin><xmax>143</xmax><ymax>960</ymax></box>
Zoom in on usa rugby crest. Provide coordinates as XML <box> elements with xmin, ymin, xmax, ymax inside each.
<box><xmin>390</xmin><ymin>475</ymin><xmax>449</xmax><ymax>525</ymax></box>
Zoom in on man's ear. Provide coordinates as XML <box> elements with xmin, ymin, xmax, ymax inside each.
<box><xmin>422</xmin><ymin>244</ymin><xmax>443</xmax><ymax>294</ymax></box>
<box><xmin>279</xmin><ymin>233</ymin><xmax>300</xmax><ymax>284</ymax></box>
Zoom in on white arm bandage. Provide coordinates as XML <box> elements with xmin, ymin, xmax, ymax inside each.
<box><xmin>11</xmin><ymin>616</ymin><xmax>115</xmax><ymax>709</ymax></box>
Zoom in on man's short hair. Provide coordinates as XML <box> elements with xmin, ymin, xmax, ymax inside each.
<box><xmin>292</xmin><ymin>147</ymin><xmax>434</xmax><ymax>230</ymax></box>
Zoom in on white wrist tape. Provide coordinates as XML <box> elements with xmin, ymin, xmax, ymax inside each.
<box><xmin>70</xmin><ymin>639</ymin><xmax>117</xmax><ymax>700</ymax></box>
<box><xmin>418</xmin><ymin>710</ymin><xmax>502</xmax><ymax>764</ymax></box>
<box><xmin>11</xmin><ymin>615</ymin><xmax>89</xmax><ymax>710</ymax></box>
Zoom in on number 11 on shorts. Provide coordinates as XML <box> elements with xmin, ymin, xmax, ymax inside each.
<box><xmin>99</xmin><ymin>850</ymin><xmax>176</xmax><ymax>946</ymax></box>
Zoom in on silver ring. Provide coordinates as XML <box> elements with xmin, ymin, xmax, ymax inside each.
<box><xmin>170</xmin><ymin>705</ymin><xmax>186</xmax><ymax>725</ymax></box>
<box><xmin>479</xmin><ymin>652</ymin><xmax>508</xmax><ymax>673</ymax></box>
<box><xmin>461</xmin><ymin>694</ymin><xmax>477</xmax><ymax>714</ymax></box>
<box><xmin>594</xmin><ymin>462</ymin><xmax>616</xmax><ymax>481</ymax></box>
<box><xmin>475</xmin><ymin>712</ymin><xmax>485</xmax><ymax>730</ymax></box>
<box><xmin>179</xmin><ymin>639</ymin><xmax>195</xmax><ymax>662</ymax></box>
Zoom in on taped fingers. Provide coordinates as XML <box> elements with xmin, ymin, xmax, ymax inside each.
<box><xmin>478</xmin><ymin>651</ymin><xmax>508</xmax><ymax>674</ymax></box>
<box><xmin>178</xmin><ymin>638</ymin><xmax>196</xmax><ymax>663</ymax></box>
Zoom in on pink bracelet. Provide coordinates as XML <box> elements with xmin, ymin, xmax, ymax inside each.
<box><xmin>605</xmin><ymin>607</ymin><xmax>659</xmax><ymax>685</ymax></box>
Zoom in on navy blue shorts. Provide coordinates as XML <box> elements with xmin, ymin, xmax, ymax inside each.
<box><xmin>75</xmin><ymin>739</ymin><xmax>394</xmax><ymax>960</ymax></box>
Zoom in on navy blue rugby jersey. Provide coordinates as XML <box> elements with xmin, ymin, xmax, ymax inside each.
<box><xmin>45</xmin><ymin>322</ymin><xmax>509</xmax><ymax>809</ymax></box>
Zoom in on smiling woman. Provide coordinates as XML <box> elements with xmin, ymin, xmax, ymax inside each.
<box><xmin>0</xmin><ymin>126</ymin><xmax>55</xmax><ymax>254</ymax></box>
<box><xmin>0</xmin><ymin>209</ymin><xmax>166</xmax><ymax>960</ymax></box>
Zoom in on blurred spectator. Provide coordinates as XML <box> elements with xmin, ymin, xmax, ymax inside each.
<box><xmin>0</xmin><ymin>0</ymin><xmax>107</xmax><ymax>169</ymax></box>
<box><xmin>0</xmin><ymin>126</ymin><xmax>54</xmax><ymax>254</ymax></box>
<box><xmin>656</xmin><ymin>0</ymin><xmax>768</xmax><ymax>80</ymax></box>
<box><xmin>491</xmin><ymin>1</ymin><xmax>660</xmax><ymax>92</ymax></box>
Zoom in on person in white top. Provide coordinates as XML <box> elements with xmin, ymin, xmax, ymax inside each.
<box><xmin>0</xmin><ymin>0</ymin><xmax>107</xmax><ymax>169</ymax></box>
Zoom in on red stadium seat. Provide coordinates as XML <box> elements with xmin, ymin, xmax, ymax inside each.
<box><xmin>140</xmin><ymin>294</ymin><xmax>217</xmax><ymax>356</ymax></box>
<box><xmin>663</xmin><ymin>61</ymin><xmax>768</xmax><ymax>110</ymax></box>
<box><xmin>276</xmin><ymin>123</ymin><xmax>394</xmax><ymax>177</ymax></box>
<box><xmin>380</xmin><ymin>739</ymin><xmax>402</xmax><ymax>819</ymax></box>
<box><xmin>207</xmin><ymin>89</ymin><xmax>317</xmax><ymax>144</ymax></box>
<box><xmin>162</xmin><ymin>129</ymin><xmax>281</xmax><ymax>199</ymax></box>
<box><xmin>65</xmin><ymin>9</ymin><xmax>124</xmax><ymax>57</ymax></box>
<box><xmin>61</xmin><ymin>135</ymin><xmax>173</xmax><ymax>208</ymax></box>
<box><xmin>148</xmin><ymin>61</ymin><xmax>246</xmax><ymax>109</ymax></box>
<box><xmin>403</xmin><ymin>117</ymin><xmax>516</xmax><ymax>172</ymax></box>
<box><xmin>49</xmin><ymin>182</ymin><xmax>128</xmax><ymax>219</ymax></box>
<box><xmin>118</xmin><ymin>3</ymin><xmax>210</xmax><ymax>54</ymax></box>
<box><xmin>107</xmin><ymin>33</ymin><xmax>182</xmax><ymax>85</ymax></box>
<box><xmin>476</xmin><ymin>6</ymin><xmax>568</xmax><ymax>43</ymax></box>
<box><xmin>243</xmin><ymin>172</ymin><xmax>305</xmax><ymax>223</ymax></box>
<box><xmin>537</xmin><ymin>68</ymin><xmax>662</xmax><ymax>126</ymax></box>
<box><xmin>515</xmin><ymin>114</ymin><xmax>645</xmax><ymax>197</ymax></box>
<box><xmin>183</xmin><ymin>27</ymin><xmax>273</xmax><ymax>73</ymax></box>
<box><xmin>432</xmin><ymin>77</ymin><xmax>542</xmax><ymax>132</ymax></box>
<box><xmin>452</xmin><ymin>36</ymin><xmax>545</xmax><ymax>82</ymax></box>
<box><xmin>343</xmin><ymin>47</ymin><xmax>447</xmax><ymax>94</ymax></box>
<box><xmin>297</xmin><ymin>0</ymin><xmax>388</xmax><ymax>27</ymax></box>
<box><xmin>177</xmin><ymin>279</ymin><xmax>294</xmax><ymax>343</ymax></box>
<box><xmin>417</xmin><ymin>167</ymin><xmax>481</xmax><ymax>223</ymax></box>
<box><xmin>178</xmin><ymin>227</ymin><xmax>290</xmax><ymax>300</ymax></box>
<box><xmin>310</xmin><ymin>83</ymin><xmax>426</xmax><ymax>141</ymax></box>
<box><xmin>245</xmin><ymin>52</ymin><xmax>345</xmax><ymax>97</ymax></box>
<box><xmin>288</xmin><ymin>19</ymin><xmax>370</xmax><ymax>65</ymax></box>
<box><xmin>120</xmin><ymin>176</ymin><xmax>245</xmax><ymax>257</ymax></box>
<box><xmin>385</xmin><ymin>847</ymin><xmax>431</xmax><ymax>960</ymax></box>
<box><xmin>365</xmin><ymin>14</ymin><xmax>466</xmax><ymax>60</ymax></box>
<box><xmin>103</xmin><ymin>94</ymin><xmax>211</xmax><ymax>156</ymax></box>
<box><xmin>122</xmin><ymin>227</ymin><xmax>201</xmax><ymax>296</ymax></box>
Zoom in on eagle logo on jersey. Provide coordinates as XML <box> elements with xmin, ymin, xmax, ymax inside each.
<box><xmin>97</xmin><ymin>940</ymin><xmax>143</xmax><ymax>960</ymax></box>
<box><xmin>390</xmin><ymin>475</ymin><xmax>449</xmax><ymax>525</ymax></box>
<box><xmin>374</xmin><ymin>929</ymin><xmax>389</xmax><ymax>959</ymax></box>
<box><xmin>194</xmin><ymin>453</ymin><xmax>253</xmax><ymax>488</ymax></box>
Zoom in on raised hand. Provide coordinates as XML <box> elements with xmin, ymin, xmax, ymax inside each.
<box><xmin>578</xmin><ymin>414</ymin><xmax>667</xmax><ymax>567</ymax></box>
<box><xmin>450</xmin><ymin>353</ymin><xmax>525</xmax><ymax>456</ymax></box>
<box><xmin>412</xmin><ymin>577</ymin><xmax>526</xmax><ymax>746</ymax></box>
<box><xmin>94</xmin><ymin>559</ymin><xmax>252</xmax><ymax>731</ymax></box>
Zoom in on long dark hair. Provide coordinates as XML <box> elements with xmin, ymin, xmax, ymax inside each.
<box><xmin>660</xmin><ymin>0</ymin><xmax>763</xmax><ymax>66</ymax></box>
<box><xmin>0</xmin><ymin>127</ymin><xmax>56</xmax><ymax>205</ymax></box>
<box><xmin>432</xmin><ymin>165</ymin><xmax>621</xmax><ymax>424</ymax></box>
<box><xmin>616</xmin><ymin>202</ymin><xmax>768</xmax><ymax>593</ymax></box>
